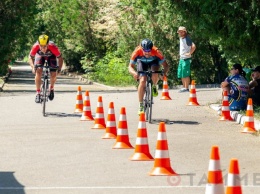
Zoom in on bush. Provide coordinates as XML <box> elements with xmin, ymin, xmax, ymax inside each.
<box><xmin>83</xmin><ymin>52</ymin><xmax>135</xmax><ymax>86</ymax></box>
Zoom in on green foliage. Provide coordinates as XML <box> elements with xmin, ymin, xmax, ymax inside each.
<box><xmin>2</xmin><ymin>0</ymin><xmax>260</xmax><ymax>86</ymax></box>
<box><xmin>0</xmin><ymin>0</ymin><xmax>36</xmax><ymax>75</ymax></box>
<box><xmin>82</xmin><ymin>52</ymin><xmax>134</xmax><ymax>86</ymax></box>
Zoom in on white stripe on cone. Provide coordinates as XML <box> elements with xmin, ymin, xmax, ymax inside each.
<box><xmin>97</xmin><ymin>102</ymin><xmax>103</xmax><ymax>107</ymax></box>
<box><xmin>83</xmin><ymin>107</ymin><xmax>91</xmax><ymax>111</ymax></box>
<box><xmin>138</xmin><ymin>122</ymin><xmax>146</xmax><ymax>128</ymax></box>
<box><xmin>208</xmin><ymin>159</ymin><xmax>221</xmax><ymax>171</ymax></box>
<box><xmin>244</xmin><ymin>117</ymin><xmax>254</xmax><ymax>122</ymax></box>
<box><xmin>227</xmin><ymin>174</ymin><xmax>241</xmax><ymax>186</ymax></box>
<box><xmin>154</xmin><ymin>150</ymin><xmax>169</xmax><ymax>158</ymax></box>
<box><xmin>205</xmin><ymin>184</ymin><xmax>224</xmax><ymax>194</ymax></box>
<box><xmin>117</xmin><ymin>129</ymin><xmax>129</xmax><ymax>135</ymax></box>
<box><xmin>119</xmin><ymin>115</ymin><xmax>126</xmax><ymax>121</ymax></box>
<box><xmin>108</xmin><ymin>109</ymin><xmax>115</xmax><ymax>114</ymax></box>
<box><xmin>106</xmin><ymin>121</ymin><xmax>116</xmax><ymax>127</ymax></box>
<box><xmin>95</xmin><ymin>113</ymin><xmax>104</xmax><ymax>118</ymax></box>
<box><xmin>135</xmin><ymin>137</ymin><xmax>148</xmax><ymax>145</ymax></box>
<box><xmin>157</xmin><ymin>132</ymin><xmax>167</xmax><ymax>140</ymax></box>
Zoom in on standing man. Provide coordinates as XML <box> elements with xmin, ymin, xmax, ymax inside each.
<box><xmin>29</xmin><ymin>34</ymin><xmax>63</xmax><ymax>103</ymax></box>
<box><xmin>177</xmin><ymin>26</ymin><xmax>196</xmax><ymax>92</ymax></box>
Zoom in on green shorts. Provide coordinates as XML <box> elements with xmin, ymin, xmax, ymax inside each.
<box><xmin>177</xmin><ymin>59</ymin><xmax>191</xmax><ymax>78</ymax></box>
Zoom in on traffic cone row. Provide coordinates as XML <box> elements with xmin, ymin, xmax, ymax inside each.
<box><xmin>73</xmin><ymin>86</ymin><xmax>248</xmax><ymax>186</ymax></box>
<box><xmin>205</xmin><ymin>146</ymin><xmax>243</xmax><ymax>194</ymax></box>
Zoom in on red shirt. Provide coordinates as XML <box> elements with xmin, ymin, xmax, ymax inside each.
<box><xmin>29</xmin><ymin>41</ymin><xmax>61</xmax><ymax>57</ymax></box>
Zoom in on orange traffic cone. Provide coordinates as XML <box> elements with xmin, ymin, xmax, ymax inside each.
<box><xmin>102</xmin><ymin>102</ymin><xmax>117</xmax><ymax>139</ymax></box>
<box><xmin>149</xmin><ymin>122</ymin><xmax>177</xmax><ymax>176</ymax></box>
<box><xmin>91</xmin><ymin>96</ymin><xmax>106</xmax><ymax>129</ymax></box>
<box><xmin>112</xmin><ymin>107</ymin><xmax>133</xmax><ymax>149</ymax></box>
<box><xmin>74</xmin><ymin>86</ymin><xmax>83</xmax><ymax>113</ymax></box>
<box><xmin>187</xmin><ymin>80</ymin><xmax>200</xmax><ymax>106</ymax></box>
<box><xmin>205</xmin><ymin>145</ymin><xmax>224</xmax><ymax>194</ymax></box>
<box><xmin>219</xmin><ymin>91</ymin><xmax>233</xmax><ymax>121</ymax></box>
<box><xmin>241</xmin><ymin>98</ymin><xmax>257</xmax><ymax>133</ymax></box>
<box><xmin>80</xmin><ymin>91</ymin><xmax>94</xmax><ymax>121</ymax></box>
<box><xmin>226</xmin><ymin>158</ymin><xmax>242</xmax><ymax>194</ymax></box>
<box><xmin>160</xmin><ymin>76</ymin><xmax>172</xmax><ymax>100</ymax></box>
<box><xmin>129</xmin><ymin>112</ymin><xmax>153</xmax><ymax>161</ymax></box>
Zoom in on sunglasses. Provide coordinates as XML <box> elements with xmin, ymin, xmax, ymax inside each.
<box><xmin>143</xmin><ymin>49</ymin><xmax>151</xmax><ymax>53</ymax></box>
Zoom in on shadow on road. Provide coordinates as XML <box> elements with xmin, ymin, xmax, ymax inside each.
<box><xmin>0</xmin><ymin>172</ymin><xmax>25</xmax><ymax>194</ymax></box>
<box><xmin>152</xmin><ymin>118</ymin><xmax>200</xmax><ymax>125</ymax></box>
<box><xmin>45</xmin><ymin>112</ymin><xmax>82</xmax><ymax>118</ymax></box>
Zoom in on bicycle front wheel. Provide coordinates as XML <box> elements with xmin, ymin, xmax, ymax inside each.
<box><xmin>42</xmin><ymin>79</ymin><xmax>48</xmax><ymax>116</ymax></box>
<box><xmin>144</xmin><ymin>82</ymin><xmax>152</xmax><ymax>123</ymax></box>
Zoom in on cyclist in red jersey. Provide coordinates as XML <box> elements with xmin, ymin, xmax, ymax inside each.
<box><xmin>28</xmin><ymin>34</ymin><xmax>63</xmax><ymax>103</ymax></box>
<box><xmin>128</xmin><ymin>38</ymin><xmax>169</xmax><ymax>114</ymax></box>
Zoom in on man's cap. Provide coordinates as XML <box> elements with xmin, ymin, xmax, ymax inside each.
<box><xmin>252</xmin><ymin>66</ymin><xmax>260</xmax><ymax>72</ymax></box>
<box><xmin>177</xmin><ymin>26</ymin><xmax>187</xmax><ymax>33</ymax></box>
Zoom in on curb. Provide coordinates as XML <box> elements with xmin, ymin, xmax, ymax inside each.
<box><xmin>210</xmin><ymin>104</ymin><xmax>260</xmax><ymax>131</ymax></box>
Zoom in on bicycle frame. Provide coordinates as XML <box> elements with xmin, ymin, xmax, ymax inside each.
<box><xmin>40</xmin><ymin>60</ymin><xmax>50</xmax><ymax>117</ymax></box>
<box><xmin>138</xmin><ymin>70</ymin><xmax>162</xmax><ymax>123</ymax></box>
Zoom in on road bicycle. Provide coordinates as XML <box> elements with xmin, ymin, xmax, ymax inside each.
<box><xmin>138</xmin><ymin>69</ymin><xmax>163</xmax><ymax>123</ymax></box>
<box><xmin>35</xmin><ymin>60</ymin><xmax>51</xmax><ymax>117</ymax></box>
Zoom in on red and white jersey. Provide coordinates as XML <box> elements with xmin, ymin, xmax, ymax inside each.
<box><xmin>29</xmin><ymin>41</ymin><xmax>61</xmax><ymax>58</ymax></box>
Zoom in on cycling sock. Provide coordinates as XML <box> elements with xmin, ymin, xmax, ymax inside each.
<box><xmin>36</xmin><ymin>89</ymin><xmax>40</xmax><ymax>94</ymax></box>
<box><xmin>50</xmin><ymin>86</ymin><xmax>54</xmax><ymax>90</ymax></box>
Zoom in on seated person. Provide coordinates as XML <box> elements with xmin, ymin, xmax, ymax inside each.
<box><xmin>248</xmin><ymin>66</ymin><xmax>260</xmax><ymax>106</ymax></box>
<box><xmin>221</xmin><ymin>63</ymin><xmax>249</xmax><ymax>111</ymax></box>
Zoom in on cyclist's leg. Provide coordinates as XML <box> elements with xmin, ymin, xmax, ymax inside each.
<box><xmin>151</xmin><ymin>62</ymin><xmax>160</xmax><ymax>97</ymax></box>
<box><xmin>137</xmin><ymin>60</ymin><xmax>148</xmax><ymax>103</ymax></box>
<box><xmin>34</xmin><ymin>54</ymin><xmax>44</xmax><ymax>103</ymax></box>
<box><xmin>48</xmin><ymin>55</ymin><xmax>58</xmax><ymax>90</ymax></box>
<box><xmin>34</xmin><ymin>54</ymin><xmax>44</xmax><ymax>91</ymax></box>
<box><xmin>151</xmin><ymin>62</ymin><xmax>160</xmax><ymax>85</ymax></box>
<box><xmin>48</xmin><ymin>56</ymin><xmax>58</xmax><ymax>101</ymax></box>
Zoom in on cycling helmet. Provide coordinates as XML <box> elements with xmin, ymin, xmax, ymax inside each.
<box><xmin>38</xmin><ymin>34</ymin><xmax>49</xmax><ymax>45</ymax></box>
<box><xmin>141</xmin><ymin>38</ymin><xmax>153</xmax><ymax>51</ymax></box>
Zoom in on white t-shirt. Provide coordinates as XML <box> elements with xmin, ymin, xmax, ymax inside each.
<box><xmin>179</xmin><ymin>36</ymin><xmax>193</xmax><ymax>59</ymax></box>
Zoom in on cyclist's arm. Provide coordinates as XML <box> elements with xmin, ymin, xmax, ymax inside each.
<box><xmin>128</xmin><ymin>62</ymin><xmax>138</xmax><ymax>80</ymax></box>
<box><xmin>57</xmin><ymin>55</ymin><xmax>63</xmax><ymax>72</ymax></box>
<box><xmin>161</xmin><ymin>60</ymin><xmax>169</xmax><ymax>76</ymax></box>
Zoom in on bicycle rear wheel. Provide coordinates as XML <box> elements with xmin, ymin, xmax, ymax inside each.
<box><xmin>42</xmin><ymin>79</ymin><xmax>48</xmax><ymax>116</ymax></box>
<box><xmin>144</xmin><ymin>82</ymin><xmax>152</xmax><ymax>123</ymax></box>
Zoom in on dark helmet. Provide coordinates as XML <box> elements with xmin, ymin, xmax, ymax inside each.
<box><xmin>141</xmin><ymin>38</ymin><xmax>153</xmax><ymax>51</ymax></box>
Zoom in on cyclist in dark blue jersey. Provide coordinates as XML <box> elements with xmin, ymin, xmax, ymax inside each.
<box><xmin>221</xmin><ymin>63</ymin><xmax>249</xmax><ymax>111</ymax></box>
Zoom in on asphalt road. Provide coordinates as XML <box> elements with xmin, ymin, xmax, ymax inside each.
<box><xmin>0</xmin><ymin>62</ymin><xmax>259</xmax><ymax>194</ymax></box>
